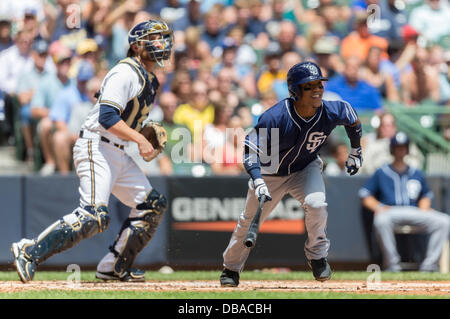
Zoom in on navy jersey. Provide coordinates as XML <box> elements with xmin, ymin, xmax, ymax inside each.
<box><xmin>244</xmin><ymin>98</ymin><xmax>359</xmax><ymax>176</ymax></box>
<box><xmin>358</xmin><ymin>164</ymin><xmax>433</xmax><ymax>207</ymax></box>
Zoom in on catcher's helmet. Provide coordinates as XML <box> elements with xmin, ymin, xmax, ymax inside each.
<box><xmin>390</xmin><ymin>131</ymin><xmax>410</xmax><ymax>154</ymax></box>
<box><xmin>287</xmin><ymin>61</ymin><xmax>328</xmax><ymax>101</ymax></box>
<box><xmin>128</xmin><ymin>19</ymin><xmax>173</xmax><ymax>65</ymax></box>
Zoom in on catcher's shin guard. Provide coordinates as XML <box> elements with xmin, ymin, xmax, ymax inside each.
<box><xmin>25</xmin><ymin>205</ymin><xmax>110</xmax><ymax>265</ymax></box>
<box><xmin>109</xmin><ymin>189</ymin><xmax>167</xmax><ymax>277</ymax></box>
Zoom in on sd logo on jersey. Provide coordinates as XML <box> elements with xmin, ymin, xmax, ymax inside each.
<box><xmin>306</xmin><ymin>132</ymin><xmax>327</xmax><ymax>153</ymax></box>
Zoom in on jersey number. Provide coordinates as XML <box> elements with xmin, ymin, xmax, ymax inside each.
<box><xmin>306</xmin><ymin>132</ymin><xmax>327</xmax><ymax>153</ymax></box>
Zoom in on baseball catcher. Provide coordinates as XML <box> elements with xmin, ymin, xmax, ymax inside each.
<box><xmin>11</xmin><ymin>19</ymin><xmax>173</xmax><ymax>283</ymax></box>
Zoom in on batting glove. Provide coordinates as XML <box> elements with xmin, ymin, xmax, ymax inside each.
<box><xmin>345</xmin><ymin>147</ymin><xmax>363</xmax><ymax>176</ymax></box>
<box><xmin>249</xmin><ymin>178</ymin><xmax>272</xmax><ymax>202</ymax></box>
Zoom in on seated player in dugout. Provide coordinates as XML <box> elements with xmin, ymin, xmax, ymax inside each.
<box><xmin>11</xmin><ymin>19</ymin><xmax>173</xmax><ymax>283</ymax></box>
<box><xmin>359</xmin><ymin>131</ymin><xmax>450</xmax><ymax>272</ymax></box>
<box><xmin>220</xmin><ymin>61</ymin><xmax>364</xmax><ymax>287</ymax></box>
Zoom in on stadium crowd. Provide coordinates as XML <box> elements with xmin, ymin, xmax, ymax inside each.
<box><xmin>0</xmin><ymin>0</ymin><xmax>449</xmax><ymax>176</ymax></box>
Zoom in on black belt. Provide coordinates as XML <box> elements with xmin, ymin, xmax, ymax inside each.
<box><xmin>79</xmin><ymin>131</ymin><xmax>124</xmax><ymax>150</ymax></box>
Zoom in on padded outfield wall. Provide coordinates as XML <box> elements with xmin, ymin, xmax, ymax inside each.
<box><xmin>0</xmin><ymin>175</ymin><xmax>448</xmax><ymax>269</ymax></box>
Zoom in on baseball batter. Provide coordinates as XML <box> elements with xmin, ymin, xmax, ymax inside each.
<box><xmin>220</xmin><ymin>61</ymin><xmax>364</xmax><ymax>286</ymax></box>
<box><xmin>11</xmin><ymin>19</ymin><xmax>173</xmax><ymax>283</ymax></box>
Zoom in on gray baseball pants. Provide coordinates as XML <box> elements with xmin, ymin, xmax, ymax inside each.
<box><xmin>223</xmin><ymin>159</ymin><xmax>329</xmax><ymax>272</ymax></box>
<box><xmin>373</xmin><ymin>206</ymin><xmax>450</xmax><ymax>271</ymax></box>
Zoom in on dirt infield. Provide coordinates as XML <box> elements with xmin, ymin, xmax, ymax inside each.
<box><xmin>1</xmin><ymin>280</ymin><xmax>450</xmax><ymax>296</ymax></box>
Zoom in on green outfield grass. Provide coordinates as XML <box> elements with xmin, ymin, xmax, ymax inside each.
<box><xmin>0</xmin><ymin>271</ymin><xmax>449</xmax><ymax>299</ymax></box>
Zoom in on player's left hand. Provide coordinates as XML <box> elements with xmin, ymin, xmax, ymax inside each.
<box><xmin>345</xmin><ymin>147</ymin><xmax>363</xmax><ymax>176</ymax></box>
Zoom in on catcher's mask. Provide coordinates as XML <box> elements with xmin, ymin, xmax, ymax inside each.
<box><xmin>128</xmin><ymin>19</ymin><xmax>174</xmax><ymax>67</ymax></box>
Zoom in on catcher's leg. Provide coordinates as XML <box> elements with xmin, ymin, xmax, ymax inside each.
<box><xmin>97</xmin><ymin>156</ymin><xmax>167</xmax><ymax>281</ymax></box>
<box><xmin>96</xmin><ymin>188</ymin><xmax>167</xmax><ymax>282</ymax></box>
<box><xmin>11</xmin><ymin>206</ymin><xmax>110</xmax><ymax>283</ymax></box>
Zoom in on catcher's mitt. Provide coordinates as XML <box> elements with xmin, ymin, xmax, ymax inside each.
<box><xmin>140</xmin><ymin>121</ymin><xmax>167</xmax><ymax>162</ymax></box>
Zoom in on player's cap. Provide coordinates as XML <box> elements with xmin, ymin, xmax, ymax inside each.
<box><xmin>33</xmin><ymin>38</ymin><xmax>49</xmax><ymax>54</ymax></box>
<box><xmin>287</xmin><ymin>61</ymin><xmax>328</xmax><ymax>100</ymax></box>
<box><xmin>391</xmin><ymin>131</ymin><xmax>410</xmax><ymax>146</ymax></box>
<box><xmin>76</xmin><ymin>38</ymin><xmax>98</xmax><ymax>56</ymax></box>
<box><xmin>390</xmin><ymin>131</ymin><xmax>410</xmax><ymax>153</ymax></box>
<box><xmin>77</xmin><ymin>61</ymin><xmax>95</xmax><ymax>82</ymax></box>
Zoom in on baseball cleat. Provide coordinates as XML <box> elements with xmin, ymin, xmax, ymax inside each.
<box><xmin>95</xmin><ymin>268</ymin><xmax>146</xmax><ymax>282</ymax></box>
<box><xmin>11</xmin><ymin>239</ymin><xmax>37</xmax><ymax>283</ymax></box>
<box><xmin>220</xmin><ymin>268</ymin><xmax>240</xmax><ymax>287</ymax></box>
<box><xmin>308</xmin><ymin>258</ymin><xmax>332</xmax><ymax>282</ymax></box>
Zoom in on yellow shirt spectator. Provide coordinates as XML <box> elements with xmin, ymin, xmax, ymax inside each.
<box><xmin>173</xmin><ymin>103</ymin><xmax>215</xmax><ymax>136</ymax></box>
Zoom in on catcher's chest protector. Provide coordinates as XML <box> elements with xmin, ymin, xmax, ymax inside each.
<box><xmin>118</xmin><ymin>57</ymin><xmax>160</xmax><ymax>131</ymax></box>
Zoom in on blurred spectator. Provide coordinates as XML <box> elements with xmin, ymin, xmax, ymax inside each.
<box><xmin>360</xmin><ymin>46</ymin><xmax>400</xmax><ymax>102</ymax></box>
<box><xmin>205</xmin><ymin>101</ymin><xmax>244</xmax><ymax>175</ymax></box>
<box><xmin>173</xmin><ymin>80</ymin><xmax>214</xmax><ymax>143</ymax></box>
<box><xmin>16</xmin><ymin>38</ymin><xmax>52</xmax><ymax>163</ymax></box>
<box><xmin>212</xmin><ymin>36</ymin><xmax>257</xmax><ymax>100</ymax></box>
<box><xmin>359</xmin><ymin>131</ymin><xmax>450</xmax><ymax>272</ymax></box>
<box><xmin>170</xmin><ymin>70</ymin><xmax>192</xmax><ymax>105</ymax></box>
<box><xmin>0</xmin><ymin>28</ymin><xmax>34</xmax><ymax>95</ymax></box>
<box><xmin>276</xmin><ymin>20</ymin><xmax>306</xmax><ymax>58</ymax></box>
<box><xmin>68</xmin><ymin>76</ymin><xmax>101</xmax><ymax>136</ymax></box>
<box><xmin>272</xmin><ymin>50</ymin><xmax>302</xmax><ymax>100</ymax></box>
<box><xmin>201</xmin><ymin>5</ymin><xmax>229</xmax><ymax>57</ymax></box>
<box><xmin>256</xmin><ymin>41</ymin><xmax>284</xmax><ymax>94</ymax></box>
<box><xmin>182</xmin><ymin>26</ymin><xmax>214</xmax><ymax>73</ymax></box>
<box><xmin>324</xmin><ymin>142</ymin><xmax>349</xmax><ymax>176</ymax></box>
<box><xmin>360</xmin><ymin>112</ymin><xmax>424</xmax><ymax>174</ymax></box>
<box><xmin>97</xmin><ymin>0</ymin><xmax>144</xmax><ymax>67</ymax></box>
<box><xmin>409</xmin><ymin>0</ymin><xmax>450</xmax><ymax>45</ymax></box>
<box><xmin>248</xmin><ymin>89</ymin><xmax>278</xmax><ymax>126</ymax></box>
<box><xmin>49</xmin><ymin>61</ymin><xmax>94</xmax><ymax>174</ymax></box>
<box><xmin>400</xmin><ymin>47</ymin><xmax>440</xmax><ymax>105</ymax></box>
<box><xmin>325</xmin><ymin>56</ymin><xmax>383</xmax><ymax>112</ymax></box>
<box><xmin>49</xmin><ymin>0</ymin><xmax>90</xmax><ymax>51</ymax></box>
<box><xmin>340</xmin><ymin>11</ymin><xmax>388</xmax><ymax>61</ymax></box>
<box><xmin>153</xmin><ymin>0</ymin><xmax>199</xmax><ymax>32</ymax></box>
<box><xmin>312</xmin><ymin>36</ymin><xmax>343</xmax><ymax>79</ymax></box>
<box><xmin>30</xmin><ymin>43</ymin><xmax>72</xmax><ymax>176</ymax></box>
<box><xmin>428</xmin><ymin>45</ymin><xmax>450</xmax><ymax>105</ymax></box>
<box><xmin>209</xmin><ymin>68</ymin><xmax>240</xmax><ymax>110</ymax></box>
<box><xmin>158</xmin><ymin>91</ymin><xmax>191</xmax><ymax>175</ymax></box>
<box><xmin>0</xmin><ymin>15</ymin><xmax>12</xmax><ymax>51</ymax></box>
<box><xmin>369</xmin><ymin>0</ymin><xmax>408</xmax><ymax>43</ymax></box>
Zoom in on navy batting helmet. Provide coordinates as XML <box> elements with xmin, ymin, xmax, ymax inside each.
<box><xmin>390</xmin><ymin>131</ymin><xmax>410</xmax><ymax>154</ymax></box>
<box><xmin>287</xmin><ymin>61</ymin><xmax>328</xmax><ymax>101</ymax></box>
<box><xmin>128</xmin><ymin>19</ymin><xmax>173</xmax><ymax>65</ymax></box>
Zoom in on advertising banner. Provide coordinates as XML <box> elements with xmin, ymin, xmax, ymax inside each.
<box><xmin>167</xmin><ymin>176</ymin><xmax>307</xmax><ymax>268</ymax></box>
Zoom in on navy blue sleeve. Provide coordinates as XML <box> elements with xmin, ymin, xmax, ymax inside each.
<box><xmin>335</xmin><ymin>101</ymin><xmax>361</xmax><ymax>148</ymax></box>
<box><xmin>358</xmin><ymin>169</ymin><xmax>381</xmax><ymax>199</ymax></box>
<box><xmin>243</xmin><ymin>113</ymin><xmax>272</xmax><ymax>180</ymax></box>
<box><xmin>99</xmin><ymin>104</ymin><xmax>121</xmax><ymax>129</ymax></box>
